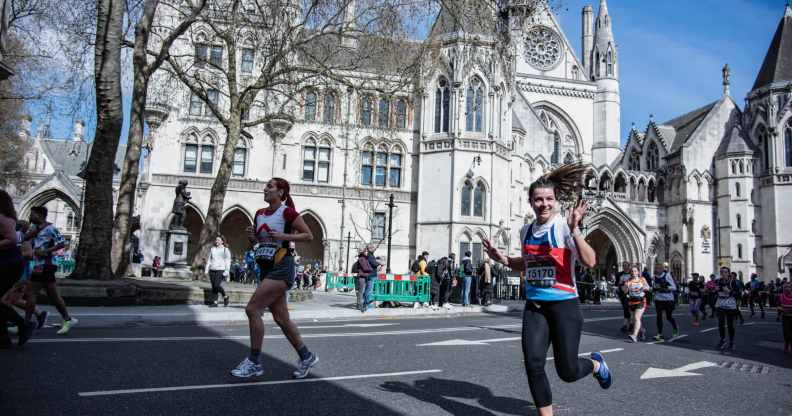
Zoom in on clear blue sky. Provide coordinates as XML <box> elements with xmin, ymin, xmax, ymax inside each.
<box><xmin>35</xmin><ymin>0</ymin><xmax>788</xmax><ymax>148</ymax></box>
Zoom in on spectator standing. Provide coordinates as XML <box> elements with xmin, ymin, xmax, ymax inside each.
<box><xmin>616</xmin><ymin>262</ymin><xmax>631</xmax><ymax>334</ymax></box>
<box><xmin>459</xmin><ymin>251</ymin><xmax>474</xmax><ymax>307</ymax></box>
<box><xmin>364</xmin><ymin>245</ymin><xmax>380</xmax><ymax>310</ymax></box>
<box><xmin>152</xmin><ymin>256</ymin><xmax>162</xmax><ymax>277</ymax></box>
<box><xmin>652</xmin><ymin>262</ymin><xmax>679</xmax><ymax>341</ymax></box>
<box><xmin>749</xmin><ymin>273</ymin><xmax>765</xmax><ymax>318</ymax></box>
<box><xmin>439</xmin><ymin>253</ymin><xmax>456</xmax><ymax>309</ymax></box>
<box><xmin>479</xmin><ymin>255</ymin><xmax>493</xmax><ymax>306</ymax></box>
<box><xmin>354</xmin><ymin>251</ymin><xmax>371</xmax><ymax>312</ymax></box>
<box><xmin>205</xmin><ymin>236</ymin><xmax>231</xmax><ymax>307</ymax></box>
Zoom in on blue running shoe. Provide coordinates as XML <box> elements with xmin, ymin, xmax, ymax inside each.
<box><xmin>590</xmin><ymin>351</ymin><xmax>612</xmax><ymax>389</ymax></box>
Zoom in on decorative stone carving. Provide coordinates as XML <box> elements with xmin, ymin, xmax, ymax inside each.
<box><xmin>524</xmin><ymin>26</ymin><xmax>563</xmax><ymax>70</ymax></box>
<box><xmin>169</xmin><ymin>180</ymin><xmax>191</xmax><ymax>230</ymax></box>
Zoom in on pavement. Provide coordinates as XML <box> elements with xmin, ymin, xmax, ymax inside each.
<box><xmin>2</xmin><ymin>303</ymin><xmax>791</xmax><ymax>416</ymax></box>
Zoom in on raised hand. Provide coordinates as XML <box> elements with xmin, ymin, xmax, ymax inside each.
<box><xmin>567</xmin><ymin>198</ymin><xmax>589</xmax><ymax>232</ymax></box>
<box><xmin>482</xmin><ymin>238</ymin><xmax>507</xmax><ymax>264</ymax></box>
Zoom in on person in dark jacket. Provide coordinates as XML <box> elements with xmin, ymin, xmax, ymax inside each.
<box><xmin>354</xmin><ymin>251</ymin><xmax>371</xmax><ymax>312</ymax></box>
<box><xmin>363</xmin><ymin>245</ymin><xmax>380</xmax><ymax>310</ymax></box>
<box><xmin>439</xmin><ymin>253</ymin><xmax>456</xmax><ymax>309</ymax></box>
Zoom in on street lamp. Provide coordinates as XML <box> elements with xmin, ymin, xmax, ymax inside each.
<box><xmin>386</xmin><ymin>193</ymin><xmax>395</xmax><ymax>273</ymax></box>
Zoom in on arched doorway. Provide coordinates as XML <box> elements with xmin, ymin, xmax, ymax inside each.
<box><xmin>586</xmin><ymin>229</ymin><xmax>618</xmax><ymax>279</ymax></box>
<box><xmin>184</xmin><ymin>206</ymin><xmax>203</xmax><ymax>264</ymax></box>
<box><xmin>220</xmin><ymin>208</ymin><xmax>253</xmax><ymax>260</ymax></box>
<box><xmin>19</xmin><ymin>188</ymin><xmax>81</xmax><ymax>245</ymax></box>
<box><xmin>296</xmin><ymin>212</ymin><xmax>325</xmax><ymax>269</ymax></box>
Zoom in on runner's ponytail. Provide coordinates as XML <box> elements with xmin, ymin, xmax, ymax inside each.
<box><xmin>272</xmin><ymin>177</ymin><xmax>297</xmax><ymax>211</ymax></box>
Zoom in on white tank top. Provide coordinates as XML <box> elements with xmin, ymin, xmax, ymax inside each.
<box><xmin>254</xmin><ymin>205</ymin><xmax>290</xmax><ymax>260</ymax></box>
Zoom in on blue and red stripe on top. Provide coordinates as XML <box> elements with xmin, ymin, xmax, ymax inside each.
<box><xmin>522</xmin><ymin>222</ymin><xmax>578</xmax><ymax>301</ymax></box>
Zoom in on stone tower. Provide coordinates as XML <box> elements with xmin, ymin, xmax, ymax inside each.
<box><xmin>590</xmin><ymin>0</ymin><xmax>621</xmax><ymax>167</ymax></box>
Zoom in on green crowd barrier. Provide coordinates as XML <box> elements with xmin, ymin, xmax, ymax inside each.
<box><xmin>371</xmin><ymin>274</ymin><xmax>431</xmax><ymax>304</ymax></box>
<box><xmin>56</xmin><ymin>258</ymin><xmax>76</xmax><ymax>275</ymax></box>
<box><xmin>324</xmin><ymin>272</ymin><xmax>356</xmax><ymax>291</ymax></box>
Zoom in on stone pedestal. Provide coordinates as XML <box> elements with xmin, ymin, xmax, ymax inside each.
<box><xmin>162</xmin><ymin>228</ymin><xmax>192</xmax><ymax>279</ymax></box>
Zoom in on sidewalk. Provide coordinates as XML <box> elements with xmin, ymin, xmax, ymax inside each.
<box><xmin>38</xmin><ymin>291</ymin><xmax>622</xmax><ymax>328</ymax></box>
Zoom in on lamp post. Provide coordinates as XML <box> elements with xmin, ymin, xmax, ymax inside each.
<box><xmin>386</xmin><ymin>193</ymin><xmax>395</xmax><ymax>273</ymax></box>
<box><xmin>345</xmin><ymin>231</ymin><xmax>351</xmax><ymax>274</ymax></box>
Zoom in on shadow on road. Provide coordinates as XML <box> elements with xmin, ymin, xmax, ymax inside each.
<box><xmin>380</xmin><ymin>377</ymin><xmax>535</xmax><ymax>416</ymax></box>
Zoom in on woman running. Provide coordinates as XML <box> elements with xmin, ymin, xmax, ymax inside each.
<box><xmin>778</xmin><ymin>282</ymin><xmax>792</xmax><ymax>353</ymax></box>
<box><xmin>0</xmin><ymin>190</ymin><xmax>35</xmax><ymax>348</ymax></box>
<box><xmin>715</xmin><ymin>266</ymin><xmax>740</xmax><ymax>352</ymax></box>
<box><xmin>622</xmin><ymin>265</ymin><xmax>650</xmax><ymax>343</ymax></box>
<box><xmin>688</xmin><ymin>274</ymin><xmax>704</xmax><ymax>326</ymax></box>
<box><xmin>231</xmin><ymin>178</ymin><xmax>318</xmax><ymax>379</ymax></box>
<box><xmin>483</xmin><ymin>163</ymin><xmax>612</xmax><ymax>416</ymax></box>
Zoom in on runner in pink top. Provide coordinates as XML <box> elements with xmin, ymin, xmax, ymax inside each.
<box><xmin>778</xmin><ymin>282</ymin><xmax>792</xmax><ymax>353</ymax></box>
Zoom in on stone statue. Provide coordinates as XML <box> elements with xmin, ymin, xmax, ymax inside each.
<box><xmin>170</xmin><ymin>180</ymin><xmax>191</xmax><ymax>229</ymax></box>
<box><xmin>700</xmin><ymin>225</ymin><xmax>711</xmax><ymax>241</ymax></box>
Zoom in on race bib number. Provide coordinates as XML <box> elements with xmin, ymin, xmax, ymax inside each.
<box><xmin>254</xmin><ymin>244</ymin><xmax>278</xmax><ymax>260</ymax></box>
<box><xmin>525</xmin><ymin>265</ymin><xmax>556</xmax><ymax>281</ymax></box>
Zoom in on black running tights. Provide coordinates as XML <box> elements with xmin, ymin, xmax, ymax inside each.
<box><xmin>655</xmin><ymin>300</ymin><xmax>678</xmax><ymax>335</ymax></box>
<box><xmin>0</xmin><ymin>261</ymin><xmax>25</xmax><ymax>341</ymax></box>
<box><xmin>522</xmin><ymin>298</ymin><xmax>594</xmax><ymax>408</ymax></box>
<box><xmin>717</xmin><ymin>308</ymin><xmax>736</xmax><ymax>343</ymax></box>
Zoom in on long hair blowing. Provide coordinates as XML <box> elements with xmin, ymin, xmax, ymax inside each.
<box><xmin>0</xmin><ymin>189</ymin><xmax>18</xmax><ymax>221</ymax></box>
<box><xmin>528</xmin><ymin>162</ymin><xmax>591</xmax><ymax>204</ymax></box>
<box><xmin>271</xmin><ymin>177</ymin><xmax>296</xmax><ymax>210</ymax></box>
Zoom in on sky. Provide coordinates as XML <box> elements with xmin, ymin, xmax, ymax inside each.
<box><xmin>34</xmin><ymin>0</ymin><xmax>788</xmax><ymax>148</ymax></box>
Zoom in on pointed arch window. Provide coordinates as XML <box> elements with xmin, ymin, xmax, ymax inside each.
<box><xmin>323</xmin><ymin>91</ymin><xmax>337</xmax><ymax>124</ymax></box>
<box><xmin>646</xmin><ymin>141</ymin><xmax>659</xmax><ymax>171</ymax></box>
<box><xmin>302</xmin><ymin>138</ymin><xmax>331</xmax><ymax>183</ymax></box>
<box><xmin>304</xmin><ymin>91</ymin><xmax>317</xmax><ymax>122</ymax></box>
<box><xmin>361</xmin><ymin>144</ymin><xmax>374</xmax><ymax>186</ymax></box>
<box><xmin>758</xmin><ymin>125</ymin><xmax>769</xmax><ymax>171</ymax></box>
<box><xmin>200</xmin><ymin>144</ymin><xmax>214</xmax><ymax>174</ymax></box>
<box><xmin>737</xmin><ymin>243</ymin><xmax>743</xmax><ymax>259</ymax></box>
<box><xmin>466</xmin><ymin>77</ymin><xmax>485</xmax><ymax>132</ymax></box>
<box><xmin>183</xmin><ymin>143</ymin><xmax>198</xmax><ymax>173</ymax></box>
<box><xmin>389</xmin><ymin>147</ymin><xmax>402</xmax><ymax>188</ymax></box>
<box><xmin>360</xmin><ymin>95</ymin><xmax>373</xmax><ymax>127</ymax></box>
<box><xmin>551</xmin><ymin>132</ymin><xmax>560</xmax><ymax>164</ymax></box>
<box><xmin>629</xmin><ymin>151</ymin><xmax>641</xmax><ymax>170</ymax></box>
<box><xmin>473</xmin><ymin>182</ymin><xmax>486</xmax><ymax>217</ymax></box>
<box><xmin>735</xmin><ymin>182</ymin><xmax>741</xmax><ymax>197</ymax></box>
<box><xmin>785</xmin><ymin>121</ymin><xmax>792</xmax><ymax>167</ymax></box>
<box><xmin>233</xmin><ymin>147</ymin><xmax>247</xmax><ymax>177</ymax></box>
<box><xmin>461</xmin><ymin>182</ymin><xmax>473</xmax><ymax>216</ymax></box>
<box><xmin>606</xmin><ymin>49</ymin><xmax>614</xmax><ymax>76</ymax></box>
<box><xmin>66</xmin><ymin>210</ymin><xmax>75</xmax><ymax>228</ymax></box>
<box><xmin>434</xmin><ymin>77</ymin><xmax>450</xmax><ymax>133</ymax></box>
<box><xmin>396</xmin><ymin>99</ymin><xmax>407</xmax><ymax>129</ymax></box>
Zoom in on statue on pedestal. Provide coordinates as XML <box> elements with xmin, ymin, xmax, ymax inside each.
<box><xmin>170</xmin><ymin>180</ymin><xmax>191</xmax><ymax>229</ymax></box>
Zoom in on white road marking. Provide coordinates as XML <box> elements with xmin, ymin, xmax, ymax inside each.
<box><xmin>699</xmin><ymin>327</ymin><xmax>719</xmax><ymax>333</ymax></box>
<box><xmin>640</xmin><ymin>361</ymin><xmax>718</xmax><ymax>380</ymax></box>
<box><xmin>418</xmin><ymin>337</ymin><xmax>521</xmax><ymax>346</ymax></box>
<box><xmin>78</xmin><ymin>369</ymin><xmax>443</xmax><ymax>397</ymax></box>
<box><xmin>646</xmin><ymin>334</ymin><xmax>688</xmax><ymax>345</ymax></box>
<box><xmin>546</xmin><ymin>348</ymin><xmax>624</xmax><ymax>361</ymax></box>
<box><xmin>286</xmin><ymin>323</ymin><xmax>400</xmax><ymax>330</ymax></box>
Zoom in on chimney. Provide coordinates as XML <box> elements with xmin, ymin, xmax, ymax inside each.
<box><xmin>581</xmin><ymin>5</ymin><xmax>594</xmax><ymax>75</ymax></box>
<box><xmin>19</xmin><ymin>115</ymin><xmax>32</xmax><ymax>140</ymax></box>
<box><xmin>341</xmin><ymin>0</ymin><xmax>358</xmax><ymax>48</ymax></box>
<box><xmin>73</xmin><ymin>119</ymin><xmax>85</xmax><ymax>141</ymax></box>
<box><xmin>36</xmin><ymin>121</ymin><xmax>51</xmax><ymax>139</ymax></box>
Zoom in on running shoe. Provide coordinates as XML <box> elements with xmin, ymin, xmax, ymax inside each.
<box><xmin>627</xmin><ymin>335</ymin><xmax>638</xmax><ymax>343</ymax></box>
<box><xmin>653</xmin><ymin>334</ymin><xmax>663</xmax><ymax>342</ymax></box>
<box><xmin>223</xmin><ymin>296</ymin><xmax>230</xmax><ymax>307</ymax></box>
<box><xmin>36</xmin><ymin>310</ymin><xmax>48</xmax><ymax>329</ymax></box>
<box><xmin>18</xmin><ymin>320</ymin><xmax>36</xmax><ymax>346</ymax></box>
<box><xmin>230</xmin><ymin>357</ymin><xmax>264</xmax><ymax>378</ymax></box>
<box><xmin>56</xmin><ymin>318</ymin><xmax>78</xmax><ymax>335</ymax></box>
<box><xmin>672</xmin><ymin>329</ymin><xmax>680</xmax><ymax>338</ymax></box>
<box><xmin>590</xmin><ymin>352</ymin><xmax>612</xmax><ymax>389</ymax></box>
<box><xmin>292</xmin><ymin>353</ymin><xmax>319</xmax><ymax>379</ymax></box>
<box><xmin>716</xmin><ymin>339</ymin><xmax>727</xmax><ymax>350</ymax></box>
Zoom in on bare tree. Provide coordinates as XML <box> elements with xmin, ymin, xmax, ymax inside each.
<box><xmin>160</xmin><ymin>0</ymin><xmax>430</xmax><ymax>274</ymax></box>
<box><xmin>348</xmin><ymin>197</ymin><xmax>400</xmax><ymax>252</ymax></box>
<box><xmin>70</xmin><ymin>0</ymin><xmax>125</xmax><ymax>280</ymax></box>
<box><xmin>111</xmin><ymin>0</ymin><xmax>207</xmax><ymax>278</ymax></box>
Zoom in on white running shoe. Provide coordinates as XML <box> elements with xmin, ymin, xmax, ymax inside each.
<box><xmin>292</xmin><ymin>353</ymin><xmax>319</xmax><ymax>379</ymax></box>
<box><xmin>57</xmin><ymin>318</ymin><xmax>78</xmax><ymax>335</ymax></box>
<box><xmin>231</xmin><ymin>357</ymin><xmax>264</xmax><ymax>378</ymax></box>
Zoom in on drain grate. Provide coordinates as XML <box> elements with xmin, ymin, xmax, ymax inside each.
<box><xmin>718</xmin><ymin>361</ymin><xmax>770</xmax><ymax>374</ymax></box>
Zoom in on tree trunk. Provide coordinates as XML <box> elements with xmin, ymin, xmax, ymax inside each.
<box><xmin>71</xmin><ymin>0</ymin><xmax>124</xmax><ymax>280</ymax></box>
<box><xmin>190</xmin><ymin>118</ymin><xmax>243</xmax><ymax>276</ymax></box>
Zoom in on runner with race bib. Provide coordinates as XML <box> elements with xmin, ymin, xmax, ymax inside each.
<box><xmin>231</xmin><ymin>178</ymin><xmax>318</xmax><ymax>379</ymax></box>
<box><xmin>483</xmin><ymin>163</ymin><xmax>612</xmax><ymax>416</ymax></box>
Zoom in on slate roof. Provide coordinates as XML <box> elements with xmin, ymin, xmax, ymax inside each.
<box><xmin>714</xmin><ymin>125</ymin><xmax>758</xmax><ymax>158</ymax></box>
<box><xmin>429</xmin><ymin>0</ymin><xmax>496</xmax><ymax>38</ymax></box>
<box><xmin>659</xmin><ymin>100</ymin><xmax>718</xmax><ymax>153</ymax></box>
<box><xmin>753</xmin><ymin>5</ymin><xmax>792</xmax><ymax>90</ymax></box>
<box><xmin>39</xmin><ymin>139</ymin><xmax>126</xmax><ymax>178</ymax></box>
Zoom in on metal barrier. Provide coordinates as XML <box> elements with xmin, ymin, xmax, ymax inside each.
<box><xmin>372</xmin><ymin>274</ymin><xmax>431</xmax><ymax>304</ymax></box>
<box><xmin>324</xmin><ymin>272</ymin><xmax>357</xmax><ymax>291</ymax></box>
<box><xmin>56</xmin><ymin>258</ymin><xmax>76</xmax><ymax>275</ymax></box>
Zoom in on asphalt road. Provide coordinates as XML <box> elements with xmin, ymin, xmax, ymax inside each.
<box><xmin>2</xmin><ymin>307</ymin><xmax>791</xmax><ymax>416</ymax></box>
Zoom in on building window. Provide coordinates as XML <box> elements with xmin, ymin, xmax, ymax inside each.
<box><xmin>752</xmin><ymin>219</ymin><xmax>757</xmax><ymax>234</ymax></box>
<box><xmin>551</xmin><ymin>132</ymin><xmax>560</xmax><ymax>164</ymax></box>
<box><xmin>758</xmin><ymin>125</ymin><xmax>769</xmax><ymax>171</ymax></box>
<box><xmin>240</xmin><ymin>48</ymin><xmax>254</xmax><ymax>74</ymax></box>
<box><xmin>373</xmin><ymin>212</ymin><xmax>386</xmax><ymax>240</ymax></box>
<box><xmin>301</xmin><ymin>139</ymin><xmax>331</xmax><ymax>182</ymax></box>
<box><xmin>606</xmin><ymin>49</ymin><xmax>613</xmax><ymax>76</ymax></box>
<box><xmin>473</xmin><ymin>181</ymin><xmax>485</xmax><ymax>217</ymax></box>
<box><xmin>378</xmin><ymin>98</ymin><xmax>390</xmax><ymax>128</ymax></box>
<box><xmin>66</xmin><ymin>211</ymin><xmax>75</xmax><ymax>228</ymax></box>
<box><xmin>361</xmin><ymin>146</ymin><xmax>373</xmax><ymax>185</ymax></box>
<box><xmin>361</xmin><ymin>96</ymin><xmax>373</xmax><ymax>127</ymax></box>
<box><xmin>646</xmin><ymin>141</ymin><xmax>659</xmax><ymax>171</ymax></box>
<box><xmin>302</xmin><ymin>141</ymin><xmax>316</xmax><ymax>181</ymax></box>
<box><xmin>189</xmin><ymin>93</ymin><xmax>203</xmax><ymax>116</ymax></box>
<box><xmin>735</xmin><ymin>182</ymin><xmax>741</xmax><ymax>197</ymax></box>
<box><xmin>304</xmin><ymin>91</ymin><xmax>317</xmax><ymax>122</ymax></box>
<box><xmin>459</xmin><ymin>239</ymin><xmax>483</xmax><ymax>266</ymax></box>
<box><xmin>201</xmin><ymin>88</ymin><xmax>219</xmax><ymax>116</ymax></box>
<box><xmin>209</xmin><ymin>45</ymin><xmax>223</xmax><ymax>66</ymax></box>
<box><xmin>736</xmin><ymin>214</ymin><xmax>742</xmax><ymax>229</ymax></box>
<box><xmin>233</xmin><ymin>148</ymin><xmax>246</xmax><ymax>176</ymax></box>
<box><xmin>200</xmin><ymin>145</ymin><xmax>214</xmax><ymax>174</ymax></box>
<box><xmin>183</xmin><ymin>143</ymin><xmax>198</xmax><ymax>173</ymax></box>
<box><xmin>629</xmin><ymin>151</ymin><xmax>640</xmax><ymax>170</ymax></box>
<box><xmin>461</xmin><ymin>182</ymin><xmax>472</xmax><ymax>216</ymax></box>
<box><xmin>323</xmin><ymin>91</ymin><xmax>336</xmax><ymax>124</ymax></box>
<box><xmin>317</xmin><ymin>143</ymin><xmax>330</xmax><ymax>182</ymax></box>
<box><xmin>737</xmin><ymin>243</ymin><xmax>743</xmax><ymax>259</ymax></box>
<box><xmin>786</xmin><ymin>123</ymin><xmax>792</xmax><ymax>167</ymax></box>
<box><xmin>375</xmin><ymin>146</ymin><xmax>388</xmax><ymax>187</ymax></box>
<box><xmin>396</xmin><ymin>99</ymin><xmax>407</xmax><ymax>129</ymax></box>
<box><xmin>466</xmin><ymin>77</ymin><xmax>485</xmax><ymax>132</ymax></box>
<box><xmin>434</xmin><ymin>77</ymin><xmax>450</xmax><ymax>133</ymax></box>
<box><xmin>389</xmin><ymin>151</ymin><xmax>402</xmax><ymax>188</ymax></box>
<box><xmin>194</xmin><ymin>43</ymin><xmax>208</xmax><ymax>63</ymax></box>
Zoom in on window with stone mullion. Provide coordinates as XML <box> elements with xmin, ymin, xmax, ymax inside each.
<box><xmin>304</xmin><ymin>91</ymin><xmax>317</xmax><ymax>122</ymax></box>
<box><xmin>378</xmin><ymin>98</ymin><xmax>390</xmax><ymax>128</ymax></box>
<box><xmin>233</xmin><ymin>148</ymin><xmax>246</xmax><ymax>176</ymax></box>
<box><xmin>389</xmin><ymin>152</ymin><xmax>402</xmax><ymax>188</ymax></box>
<box><xmin>183</xmin><ymin>144</ymin><xmax>198</xmax><ymax>173</ymax></box>
<box><xmin>302</xmin><ymin>144</ymin><xmax>316</xmax><ymax>181</ymax></box>
<box><xmin>361</xmin><ymin>150</ymin><xmax>373</xmax><ymax>185</ymax></box>
<box><xmin>317</xmin><ymin>145</ymin><xmax>330</xmax><ymax>183</ymax></box>
<box><xmin>361</xmin><ymin>96</ymin><xmax>373</xmax><ymax>127</ymax></box>
<box><xmin>375</xmin><ymin>151</ymin><xmax>388</xmax><ymax>187</ymax></box>
<box><xmin>200</xmin><ymin>145</ymin><xmax>214</xmax><ymax>174</ymax></box>
<box><xmin>461</xmin><ymin>182</ymin><xmax>473</xmax><ymax>216</ymax></box>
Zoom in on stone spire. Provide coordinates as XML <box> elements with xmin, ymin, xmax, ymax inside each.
<box><xmin>591</xmin><ymin>0</ymin><xmax>616</xmax><ymax>80</ymax></box>
<box><xmin>722</xmin><ymin>63</ymin><xmax>731</xmax><ymax>96</ymax></box>
<box><xmin>590</xmin><ymin>0</ymin><xmax>620</xmax><ymax>166</ymax></box>
<box><xmin>752</xmin><ymin>3</ymin><xmax>792</xmax><ymax>90</ymax></box>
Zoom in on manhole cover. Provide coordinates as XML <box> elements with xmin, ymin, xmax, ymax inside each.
<box><xmin>718</xmin><ymin>361</ymin><xmax>770</xmax><ymax>374</ymax></box>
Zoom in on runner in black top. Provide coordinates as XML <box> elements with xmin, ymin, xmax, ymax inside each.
<box><xmin>688</xmin><ymin>274</ymin><xmax>704</xmax><ymax>327</ymax></box>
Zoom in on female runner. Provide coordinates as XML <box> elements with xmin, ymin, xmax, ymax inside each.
<box><xmin>483</xmin><ymin>164</ymin><xmax>612</xmax><ymax>416</ymax></box>
<box><xmin>231</xmin><ymin>178</ymin><xmax>318</xmax><ymax>379</ymax></box>
<box><xmin>623</xmin><ymin>265</ymin><xmax>650</xmax><ymax>343</ymax></box>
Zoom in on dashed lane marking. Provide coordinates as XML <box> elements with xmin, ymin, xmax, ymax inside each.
<box><xmin>78</xmin><ymin>369</ymin><xmax>443</xmax><ymax>397</ymax></box>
